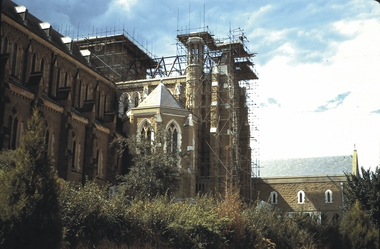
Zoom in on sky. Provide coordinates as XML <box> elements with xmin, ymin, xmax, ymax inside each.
<box><xmin>13</xmin><ymin>0</ymin><xmax>380</xmax><ymax>170</ymax></box>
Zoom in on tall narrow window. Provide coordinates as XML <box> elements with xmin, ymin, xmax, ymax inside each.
<box><xmin>298</xmin><ymin>190</ymin><xmax>305</xmax><ymax>204</ymax></box>
<box><xmin>45</xmin><ymin>128</ymin><xmax>50</xmax><ymax>158</ymax></box>
<box><xmin>71</xmin><ymin>140</ymin><xmax>76</xmax><ymax>171</ymax></box>
<box><xmin>167</xmin><ymin>123</ymin><xmax>178</xmax><ymax>153</ymax></box>
<box><xmin>31</xmin><ymin>53</ymin><xmax>37</xmax><ymax>73</ymax></box>
<box><xmin>11</xmin><ymin>42</ymin><xmax>18</xmax><ymax>76</ymax></box>
<box><xmin>8</xmin><ymin>115</ymin><xmax>18</xmax><ymax>150</ymax></box>
<box><xmin>40</xmin><ymin>58</ymin><xmax>45</xmax><ymax>72</ymax></box>
<box><xmin>64</xmin><ymin>71</ymin><xmax>68</xmax><ymax>87</ymax></box>
<box><xmin>56</xmin><ymin>67</ymin><xmax>61</xmax><ymax>88</ymax></box>
<box><xmin>133</xmin><ymin>92</ymin><xmax>140</xmax><ymax>107</ymax></box>
<box><xmin>325</xmin><ymin>190</ymin><xmax>333</xmax><ymax>203</ymax></box>
<box><xmin>118</xmin><ymin>93</ymin><xmax>130</xmax><ymax>118</ymax></box>
<box><xmin>2</xmin><ymin>36</ymin><xmax>8</xmax><ymax>54</ymax></box>
<box><xmin>85</xmin><ymin>84</ymin><xmax>89</xmax><ymax>101</ymax></box>
<box><xmin>270</xmin><ymin>191</ymin><xmax>278</xmax><ymax>204</ymax></box>
<box><xmin>77</xmin><ymin>80</ymin><xmax>82</xmax><ymax>108</ymax></box>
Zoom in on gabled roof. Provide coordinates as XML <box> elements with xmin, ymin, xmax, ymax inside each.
<box><xmin>259</xmin><ymin>155</ymin><xmax>353</xmax><ymax>177</ymax></box>
<box><xmin>135</xmin><ymin>82</ymin><xmax>184</xmax><ymax>110</ymax></box>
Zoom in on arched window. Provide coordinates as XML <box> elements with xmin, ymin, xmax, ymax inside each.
<box><xmin>138</xmin><ymin>119</ymin><xmax>152</xmax><ymax>140</ymax></box>
<box><xmin>71</xmin><ymin>139</ymin><xmax>77</xmax><ymax>171</ymax></box>
<box><xmin>325</xmin><ymin>190</ymin><xmax>333</xmax><ymax>203</ymax></box>
<box><xmin>64</xmin><ymin>71</ymin><xmax>69</xmax><ymax>87</ymax></box>
<box><xmin>8</xmin><ymin>107</ymin><xmax>19</xmax><ymax>150</ymax></box>
<box><xmin>56</xmin><ymin>67</ymin><xmax>61</xmax><ymax>88</ymax></box>
<box><xmin>98</xmin><ymin>91</ymin><xmax>105</xmax><ymax>118</ymax></box>
<box><xmin>133</xmin><ymin>92</ymin><xmax>140</xmax><ymax>107</ymax></box>
<box><xmin>85</xmin><ymin>83</ymin><xmax>89</xmax><ymax>101</ymax></box>
<box><xmin>77</xmin><ymin>80</ymin><xmax>83</xmax><ymax>108</ymax></box>
<box><xmin>270</xmin><ymin>191</ymin><xmax>278</xmax><ymax>204</ymax></box>
<box><xmin>31</xmin><ymin>52</ymin><xmax>37</xmax><ymax>73</ymax></box>
<box><xmin>2</xmin><ymin>36</ymin><xmax>8</xmax><ymax>54</ymax></box>
<box><xmin>118</xmin><ymin>93</ymin><xmax>130</xmax><ymax>118</ymax></box>
<box><xmin>40</xmin><ymin>57</ymin><xmax>45</xmax><ymax>72</ymax></box>
<box><xmin>167</xmin><ymin>122</ymin><xmax>179</xmax><ymax>153</ymax></box>
<box><xmin>11</xmin><ymin>42</ymin><xmax>18</xmax><ymax>76</ymax></box>
<box><xmin>298</xmin><ymin>190</ymin><xmax>305</xmax><ymax>204</ymax></box>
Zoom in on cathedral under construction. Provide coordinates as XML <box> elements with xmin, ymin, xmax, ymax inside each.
<box><xmin>0</xmin><ymin>1</ymin><xmax>259</xmax><ymax>200</ymax></box>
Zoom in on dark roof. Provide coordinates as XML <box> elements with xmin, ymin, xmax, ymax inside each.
<box><xmin>259</xmin><ymin>155</ymin><xmax>353</xmax><ymax>177</ymax></box>
<box><xmin>1</xmin><ymin>1</ymin><xmax>116</xmax><ymax>82</ymax></box>
<box><xmin>135</xmin><ymin>82</ymin><xmax>184</xmax><ymax>110</ymax></box>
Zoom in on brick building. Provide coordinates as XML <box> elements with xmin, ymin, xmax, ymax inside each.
<box><xmin>254</xmin><ymin>150</ymin><xmax>359</xmax><ymax>218</ymax></box>
<box><xmin>1</xmin><ymin>1</ymin><xmax>256</xmax><ymax>199</ymax></box>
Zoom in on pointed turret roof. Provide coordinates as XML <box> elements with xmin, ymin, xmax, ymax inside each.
<box><xmin>136</xmin><ymin>82</ymin><xmax>184</xmax><ymax>110</ymax></box>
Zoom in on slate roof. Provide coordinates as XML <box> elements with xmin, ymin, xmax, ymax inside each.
<box><xmin>259</xmin><ymin>155</ymin><xmax>352</xmax><ymax>177</ymax></box>
<box><xmin>2</xmin><ymin>1</ymin><xmax>90</xmax><ymax>68</ymax></box>
<box><xmin>136</xmin><ymin>82</ymin><xmax>184</xmax><ymax>110</ymax></box>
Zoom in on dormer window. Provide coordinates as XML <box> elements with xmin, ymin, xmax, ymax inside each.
<box><xmin>61</xmin><ymin>36</ymin><xmax>73</xmax><ymax>51</ymax></box>
<box><xmin>15</xmin><ymin>6</ymin><xmax>28</xmax><ymax>21</ymax></box>
<box><xmin>80</xmin><ymin>49</ymin><xmax>91</xmax><ymax>63</ymax></box>
<box><xmin>39</xmin><ymin>22</ymin><xmax>52</xmax><ymax>37</ymax></box>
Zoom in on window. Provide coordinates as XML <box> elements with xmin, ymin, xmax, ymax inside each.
<box><xmin>270</xmin><ymin>191</ymin><xmax>278</xmax><ymax>204</ymax></box>
<box><xmin>118</xmin><ymin>92</ymin><xmax>130</xmax><ymax>118</ymax></box>
<box><xmin>64</xmin><ymin>71</ymin><xmax>69</xmax><ymax>87</ymax></box>
<box><xmin>2</xmin><ymin>36</ymin><xmax>8</xmax><ymax>54</ymax></box>
<box><xmin>298</xmin><ymin>190</ymin><xmax>305</xmax><ymax>204</ymax></box>
<box><xmin>31</xmin><ymin>52</ymin><xmax>37</xmax><ymax>73</ymax></box>
<box><xmin>56</xmin><ymin>67</ymin><xmax>61</xmax><ymax>89</ymax></box>
<box><xmin>133</xmin><ymin>92</ymin><xmax>140</xmax><ymax>107</ymax></box>
<box><xmin>11</xmin><ymin>42</ymin><xmax>18</xmax><ymax>76</ymax></box>
<box><xmin>325</xmin><ymin>190</ymin><xmax>333</xmax><ymax>203</ymax></box>
<box><xmin>167</xmin><ymin>122</ymin><xmax>179</xmax><ymax>153</ymax></box>
<box><xmin>77</xmin><ymin>80</ymin><xmax>83</xmax><ymax>108</ymax></box>
<box><xmin>8</xmin><ymin>107</ymin><xmax>19</xmax><ymax>150</ymax></box>
<box><xmin>71</xmin><ymin>139</ymin><xmax>77</xmax><ymax>171</ymax></box>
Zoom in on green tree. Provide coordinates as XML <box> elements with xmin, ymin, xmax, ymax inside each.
<box><xmin>340</xmin><ymin>200</ymin><xmax>378</xmax><ymax>249</ymax></box>
<box><xmin>0</xmin><ymin>109</ymin><xmax>62</xmax><ymax>249</ymax></box>
<box><xmin>345</xmin><ymin>166</ymin><xmax>380</xmax><ymax>230</ymax></box>
<box><xmin>114</xmin><ymin>126</ymin><xmax>187</xmax><ymax>199</ymax></box>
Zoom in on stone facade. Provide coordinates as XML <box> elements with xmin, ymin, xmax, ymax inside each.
<box><xmin>254</xmin><ymin>176</ymin><xmax>346</xmax><ymax>219</ymax></box>
<box><xmin>254</xmin><ymin>152</ymin><xmax>359</xmax><ymax>219</ymax></box>
<box><xmin>1</xmin><ymin>1</ymin><xmax>255</xmax><ymax>199</ymax></box>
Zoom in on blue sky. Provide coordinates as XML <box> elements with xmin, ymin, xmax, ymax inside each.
<box><xmin>14</xmin><ymin>0</ymin><xmax>380</xmax><ymax>169</ymax></box>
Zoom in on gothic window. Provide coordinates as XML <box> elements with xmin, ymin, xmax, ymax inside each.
<box><xmin>325</xmin><ymin>190</ymin><xmax>333</xmax><ymax>203</ymax></box>
<box><xmin>11</xmin><ymin>42</ymin><xmax>18</xmax><ymax>76</ymax></box>
<box><xmin>133</xmin><ymin>92</ymin><xmax>140</xmax><ymax>107</ymax></box>
<box><xmin>85</xmin><ymin>83</ymin><xmax>89</xmax><ymax>101</ymax></box>
<box><xmin>71</xmin><ymin>139</ymin><xmax>77</xmax><ymax>171</ymax></box>
<box><xmin>167</xmin><ymin>122</ymin><xmax>179</xmax><ymax>153</ymax></box>
<box><xmin>7</xmin><ymin>107</ymin><xmax>18</xmax><ymax>150</ymax></box>
<box><xmin>31</xmin><ymin>52</ymin><xmax>37</xmax><ymax>73</ymax></box>
<box><xmin>45</xmin><ymin>128</ymin><xmax>50</xmax><ymax>158</ymax></box>
<box><xmin>77</xmin><ymin>80</ymin><xmax>83</xmax><ymax>108</ymax></box>
<box><xmin>270</xmin><ymin>191</ymin><xmax>278</xmax><ymax>204</ymax></box>
<box><xmin>97</xmin><ymin>91</ymin><xmax>105</xmax><ymax>118</ymax></box>
<box><xmin>118</xmin><ymin>93</ymin><xmax>130</xmax><ymax>118</ymax></box>
<box><xmin>139</xmin><ymin>119</ymin><xmax>152</xmax><ymax>140</ymax></box>
<box><xmin>2</xmin><ymin>36</ymin><xmax>8</xmax><ymax>54</ymax></box>
<box><xmin>40</xmin><ymin>57</ymin><xmax>45</xmax><ymax>72</ymax></box>
<box><xmin>298</xmin><ymin>190</ymin><xmax>305</xmax><ymax>204</ymax></box>
<box><xmin>56</xmin><ymin>67</ymin><xmax>61</xmax><ymax>88</ymax></box>
<box><xmin>64</xmin><ymin>71</ymin><xmax>68</xmax><ymax>87</ymax></box>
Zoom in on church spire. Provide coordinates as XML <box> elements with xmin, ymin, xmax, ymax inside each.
<box><xmin>352</xmin><ymin>144</ymin><xmax>359</xmax><ymax>176</ymax></box>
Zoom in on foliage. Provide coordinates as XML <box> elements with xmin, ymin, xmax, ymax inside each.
<box><xmin>114</xmin><ymin>126</ymin><xmax>187</xmax><ymax>199</ymax></box>
<box><xmin>59</xmin><ymin>180</ymin><xmax>132</xmax><ymax>248</ymax></box>
<box><xmin>345</xmin><ymin>166</ymin><xmax>380</xmax><ymax>229</ymax></box>
<box><xmin>0</xmin><ymin>109</ymin><xmax>62</xmax><ymax>249</ymax></box>
<box><xmin>340</xmin><ymin>200</ymin><xmax>378</xmax><ymax>249</ymax></box>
